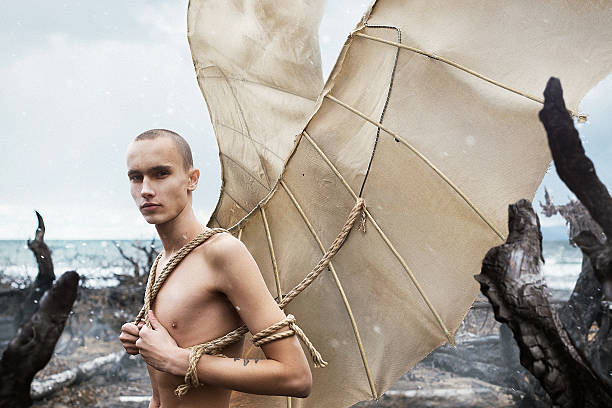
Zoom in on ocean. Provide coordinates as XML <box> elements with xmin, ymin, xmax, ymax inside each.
<box><xmin>0</xmin><ymin>239</ymin><xmax>582</xmax><ymax>300</ymax></box>
<box><xmin>0</xmin><ymin>239</ymin><xmax>160</xmax><ymax>289</ymax></box>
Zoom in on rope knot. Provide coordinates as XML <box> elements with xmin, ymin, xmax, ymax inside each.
<box><xmin>253</xmin><ymin>314</ymin><xmax>328</xmax><ymax>368</ymax></box>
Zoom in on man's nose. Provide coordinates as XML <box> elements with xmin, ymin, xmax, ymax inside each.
<box><xmin>141</xmin><ymin>177</ymin><xmax>155</xmax><ymax>197</ymax></box>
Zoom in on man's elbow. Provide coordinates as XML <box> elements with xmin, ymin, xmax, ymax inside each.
<box><xmin>286</xmin><ymin>366</ymin><xmax>312</xmax><ymax>398</ymax></box>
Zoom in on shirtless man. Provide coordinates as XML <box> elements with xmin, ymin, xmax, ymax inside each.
<box><xmin>119</xmin><ymin>129</ymin><xmax>312</xmax><ymax>407</ymax></box>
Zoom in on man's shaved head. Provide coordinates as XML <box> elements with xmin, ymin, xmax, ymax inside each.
<box><xmin>134</xmin><ymin>129</ymin><xmax>193</xmax><ymax>170</ymax></box>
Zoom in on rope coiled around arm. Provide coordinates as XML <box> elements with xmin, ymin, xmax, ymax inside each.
<box><xmin>252</xmin><ymin>314</ymin><xmax>328</xmax><ymax>368</ymax></box>
<box><xmin>135</xmin><ymin>199</ymin><xmax>366</xmax><ymax>398</ymax></box>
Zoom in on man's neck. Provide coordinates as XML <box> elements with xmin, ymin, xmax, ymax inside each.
<box><xmin>155</xmin><ymin>206</ymin><xmax>206</xmax><ymax>256</ymax></box>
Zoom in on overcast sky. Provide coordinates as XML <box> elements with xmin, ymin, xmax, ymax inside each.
<box><xmin>1</xmin><ymin>1</ymin><xmax>610</xmax><ymax>239</ymax></box>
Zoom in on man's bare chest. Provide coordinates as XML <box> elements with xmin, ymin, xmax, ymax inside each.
<box><xmin>151</xmin><ymin>254</ymin><xmax>242</xmax><ymax>348</ymax></box>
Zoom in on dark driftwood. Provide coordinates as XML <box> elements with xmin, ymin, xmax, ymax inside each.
<box><xmin>539</xmin><ymin>77</ymin><xmax>612</xmax><ymax>392</ymax></box>
<box><xmin>540</xmin><ymin>194</ymin><xmax>611</xmax><ymax>390</ymax></box>
<box><xmin>16</xmin><ymin>211</ymin><xmax>55</xmax><ymax>329</ymax></box>
<box><xmin>475</xmin><ymin>78</ymin><xmax>612</xmax><ymax>407</ymax></box>
<box><xmin>538</xmin><ymin>77</ymin><xmax>612</xmax><ymax>302</ymax></box>
<box><xmin>475</xmin><ymin>201</ymin><xmax>608</xmax><ymax>407</ymax></box>
<box><xmin>0</xmin><ymin>212</ymin><xmax>80</xmax><ymax>408</ymax></box>
<box><xmin>0</xmin><ymin>271</ymin><xmax>79</xmax><ymax>408</ymax></box>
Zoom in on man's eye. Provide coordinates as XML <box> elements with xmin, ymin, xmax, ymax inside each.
<box><xmin>157</xmin><ymin>171</ymin><xmax>169</xmax><ymax>177</ymax></box>
<box><xmin>129</xmin><ymin>175</ymin><xmax>142</xmax><ymax>182</ymax></box>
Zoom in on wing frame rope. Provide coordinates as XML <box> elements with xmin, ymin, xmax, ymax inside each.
<box><xmin>136</xmin><ymin>199</ymin><xmax>373</xmax><ymax>397</ymax></box>
<box><xmin>260</xmin><ymin>206</ymin><xmax>284</xmax><ymax>302</ymax></box>
<box><xmin>279</xmin><ymin>179</ymin><xmax>378</xmax><ymax>399</ymax></box>
<box><xmin>302</xmin><ymin>130</ymin><xmax>457</xmax><ymax>346</ymax></box>
<box><xmin>353</xmin><ymin>31</ymin><xmax>586</xmax><ymax>122</ymax></box>
<box><xmin>358</xmin><ymin>24</ymin><xmax>402</xmax><ymax>198</ymax></box>
<box><xmin>322</xmin><ymin>94</ymin><xmax>507</xmax><ymax>242</ymax></box>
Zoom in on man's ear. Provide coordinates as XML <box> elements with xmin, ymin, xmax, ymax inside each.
<box><xmin>187</xmin><ymin>168</ymin><xmax>200</xmax><ymax>191</ymax></box>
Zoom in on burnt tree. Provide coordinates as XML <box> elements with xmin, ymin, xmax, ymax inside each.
<box><xmin>0</xmin><ymin>213</ymin><xmax>79</xmax><ymax>408</ymax></box>
<box><xmin>475</xmin><ymin>77</ymin><xmax>612</xmax><ymax>407</ymax></box>
<box><xmin>113</xmin><ymin>237</ymin><xmax>158</xmax><ymax>281</ymax></box>
<box><xmin>15</xmin><ymin>211</ymin><xmax>55</xmax><ymax>328</ymax></box>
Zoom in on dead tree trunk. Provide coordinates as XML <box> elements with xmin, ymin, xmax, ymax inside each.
<box><xmin>0</xmin><ymin>212</ymin><xmax>80</xmax><ymax>408</ymax></box>
<box><xmin>0</xmin><ymin>271</ymin><xmax>79</xmax><ymax>408</ymax></box>
<box><xmin>475</xmin><ymin>77</ymin><xmax>612</xmax><ymax>407</ymax></box>
<box><xmin>540</xmin><ymin>194</ymin><xmax>611</xmax><ymax>391</ymax></box>
<box><xmin>16</xmin><ymin>211</ymin><xmax>55</xmax><ymax>328</ymax></box>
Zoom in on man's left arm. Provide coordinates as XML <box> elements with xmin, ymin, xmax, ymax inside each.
<box><xmin>136</xmin><ymin>234</ymin><xmax>313</xmax><ymax>397</ymax></box>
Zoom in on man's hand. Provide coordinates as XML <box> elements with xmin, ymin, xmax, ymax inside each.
<box><xmin>136</xmin><ymin>310</ymin><xmax>185</xmax><ymax>375</ymax></box>
<box><xmin>119</xmin><ymin>321</ymin><xmax>143</xmax><ymax>355</ymax></box>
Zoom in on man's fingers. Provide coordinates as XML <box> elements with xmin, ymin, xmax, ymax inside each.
<box><xmin>124</xmin><ymin>346</ymin><xmax>139</xmax><ymax>355</ymax></box>
<box><xmin>119</xmin><ymin>332</ymin><xmax>139</xmax><ymax>343</ymax></box>
<box><xmin>121</xmin><ymin>322</ymin><xmax>140</xmax><ymax>336</ymax></box>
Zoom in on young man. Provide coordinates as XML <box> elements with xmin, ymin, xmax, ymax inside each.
<box><xmin>119</xmin><ymin>129</ymin><xmax>312</xmax><ymax>408</ymax></box>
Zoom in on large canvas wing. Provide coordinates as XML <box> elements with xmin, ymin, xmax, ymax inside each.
<box><xmin>192</xmin><ymin>1</ymin><xmax>612</xmax><ymax>407</ymax></box>
<box><xmin>187</xmin><ymin>0</ymin><xmax>324</xmax><ymax>227</ymax></box>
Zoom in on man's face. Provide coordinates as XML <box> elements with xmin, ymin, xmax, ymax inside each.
<box><xmin>126</xmin><ymin>137</ymin><xmax>196</xmax><ymax>225</ymax></box>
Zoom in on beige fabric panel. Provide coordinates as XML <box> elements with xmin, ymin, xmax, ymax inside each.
<box><xmin>218</xmin><ymin>154</ymin><xmax>270</xmax><ymax>214</ymax></box>
<box><xmin>306</xmin><ymin>29</ymin><xmax>399</xmax><ymax>195</ymax></box>
<box><xmin>231</xmin><ymin>140</ymin><xmax>375</xmax><ymax>407</ymax></box>
<box><xmin>234</xmin><ymin>209</ymin><xmax>276</xmax><ymax>297</ymax></box>
<box><xmin>188</xmin><ymin>0</ymin><xmax>612</xmax><ymax>407</ymax></box>
<box><xmin>363</xmin><ymin>0</ymin><xmax>612</xmax><ymax>110</ymax></box>
<box><xmin>351</xmin><ymin>0</ymin><xmax>612</xmax><ymax>238</ymax></box>
<box><xmin>209</xmin><ymin>191</ymin><xmax>247</xmax><ymax>229</ymax></box>
<box><xmin>188</xmin><ymin>0</ymin><xmax>324</xmax><ymax>225</ymax></box>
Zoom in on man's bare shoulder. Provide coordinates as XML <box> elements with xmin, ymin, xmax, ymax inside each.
<box><xmin>197</xmin><ymin>231</ymin><xmax>265</xmax><ymax>298</ymax></box>
<box><xmin>200</xmin><ymin>231</ymin><xmax>246</xmax><ymax>262</ymax></box>
<box><xmin>197</xmin><ymin>232</ymin><xmax>253</xmax><ymax>277</ymax></box>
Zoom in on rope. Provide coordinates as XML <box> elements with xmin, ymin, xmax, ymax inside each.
<box><xmin>301</xmin><ymin>130</ymin><xmax>457</xmax><ymax>347</ymax></box>
<box><xmin>252</xmin><ymin>314</ymin><xmax>328</xmax><ymax>368</ymax></box>
<box><xmin>277</xmin><ymin>198</ymin><xmax>365</xmax><ymax>309</ymax></box>
<box><xmin>134</xmin><ymin>228</ymin><xmax>226</xmax><ymax>326</ymax></box>
<box><xmin>353</xmin><ymin>32</ymin><xmax>587</xmax><ymax>122</ymax></box>
<box><xmin>325</xmin><ymin>93</ymin><xmax>505</xmax><ymax>242</ymax></box>
<box><xmin>135</xmin><ymin>198</ymin><xmax>366</xmax><ymax>398</ymax></box>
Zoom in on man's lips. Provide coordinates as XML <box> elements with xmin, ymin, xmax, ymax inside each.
<box><xmin>141</xmin><ymin>203</ymin><xmax>161</xmax><ymax>210</ymax></box>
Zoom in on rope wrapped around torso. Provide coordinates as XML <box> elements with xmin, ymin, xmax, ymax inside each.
<box><xmin>134</xmin><ymin>198</ymin><xmax>365</xmax><ymax>398</ymax></box>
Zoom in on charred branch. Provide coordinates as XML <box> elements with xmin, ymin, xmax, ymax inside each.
<box><xmin>133</xmin><ymin>237</ymin><xmax>158</xmax><ymax>273</ymax></box>
<box><xmin>30</xmin><ymin>351</ymin><xmax>122</xmax><ymax>400</ymax></box>
<box><xmin>113</xmin><ymin>238</ymin><xmax>158</xmax><ymax>280</ymax></box>
<box><xmin>540</xmin><ymin>189</ymin><xmax>606</xmax><ymax>246</ymax></box>
<box><xmin>0</xmin><ymin>271</ymin><xmax>79</xmax><ymax>408</ymax></box>
<box><xmin>475</xmin><ymin>77</ymin><xmax>612</xmax><ymax>407</ymax></box>
<box><xmin>475</xmin><ymin>201</ymin><xmax>611</xmax><ymax>407</ymax></box>
<box><xmin>540</xmin><ymin>193</ymin><xmax>611</xmax><ymax>390</ymax></box>
<box><xmin>539</xmin><ymin>77</ymin><xmax>612</xmax><ymax>302</ymax></box>
<box><xmin>113</xmin><ymin>241</ymin><xmax>140</xmax><ymax>278</ymax></box>
<box><xmin>16</xmin><ymin>211</ymin><xmax>55</xmax><ymax>328</ymax></box>
<box><xmin>539</xmin><ymin>78</ymin><xmax>612</xmax><ymax>239</ymax></box>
